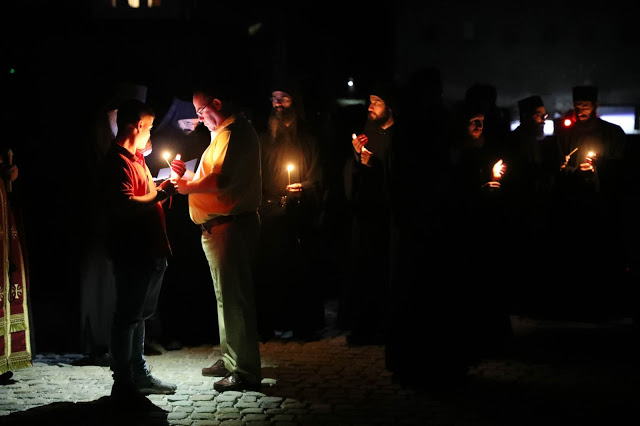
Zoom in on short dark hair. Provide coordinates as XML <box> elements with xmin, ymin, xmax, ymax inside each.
<box><xmin>116</xmin><ymin>98</ymin><xmax>155</xmax><ymax>129</ymax></box>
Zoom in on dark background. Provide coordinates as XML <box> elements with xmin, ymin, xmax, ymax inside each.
<box><xmin>3</xmin><ymin>1</ymin><xmax>640</xmax><ymax>352</ymax></box>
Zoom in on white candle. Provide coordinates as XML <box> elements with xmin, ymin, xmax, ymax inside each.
<box><xmin>287</xmin><ymin>164</ymin><xmax>293</xmax><ymax>186</ymax></box>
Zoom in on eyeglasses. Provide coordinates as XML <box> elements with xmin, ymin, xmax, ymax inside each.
<box><xmin>196</xmin><ymin>98</ymin><xmax>214</xmax><ymax>116</ymax></box>
<box><xmin>270</xmin><ymin>96</ymin><xmax>292</xmax><ymax>104</ymax></box>
<box><xmin>534</xmin><ymin>113</ymin><xmax>549</xmax><ymax>120</ymax></box>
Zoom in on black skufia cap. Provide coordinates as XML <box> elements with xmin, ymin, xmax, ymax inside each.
<box><xmin>572</xmin><ymin>85</ymin><xmax>598</xmax><ymax>102</ymax></box>
<box><xmin>518</xmin><ymin>95</ymin><xmax>544</xmax><ymax>115</ymax></box>
<box><xmin>370</xmin><ymin>81</ymin><xmax>397</xmax><ymax>110</ymax></box>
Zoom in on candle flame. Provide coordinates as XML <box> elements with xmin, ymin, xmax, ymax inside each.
<box><xmin>492</xmin><ymin>159</ymin><xmax>505</xmax><ymax>180</ymax></box>
<box><xmin>287</xmin><ymin>164</ymin><xmax>294</xmax><ymax>172</ymax></box>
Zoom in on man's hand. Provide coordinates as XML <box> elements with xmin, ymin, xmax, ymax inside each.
<box><xmin>158</xmin><ymin>178</ymin><xmax>178</xmax><ymax>197</ymax></box>
<box><xmin>286</xmin><ymin>183</ymin><xmax>303</xmax><ymax>192</ymax></box>
<box><xmin>351</xmin><ymin>133</ymin><xmax>368</xmax><ymax>154</ymax></box>
<box><xmin>360</xmin><ymin>147</ymin><xmax>372</xmax><ymax>166</ymax></box>
<box><xmin>482</xmin><ymin>181</ymin><xmax>501</xmax><ymax>190</ymax></box>
<box><xmin>170</xmin><ymin>158</ymin><xmax>187</xmax><ymax>179</ymax></box>
<box><xmin>579</xmin><ymin>162</ymin><xmax>595</xmax><ymax>172</ymax></box>
<box><xmin>177</xmin><ymin>178</ymin><xmax>189</xmax><ymax>195</ymax></box>
<box><xmin>492</xmin><ymin>159</ymin><xmax>506</xmax><ymax>180</ymax></box>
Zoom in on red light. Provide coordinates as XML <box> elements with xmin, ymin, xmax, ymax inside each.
<box><xmin>563</xmin><ymin>118</ymin><xmax>572</xmax><ymax>127</ymax></box>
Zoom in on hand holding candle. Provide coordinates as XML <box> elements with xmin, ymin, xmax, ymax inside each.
<box><xmin>170</xmin><ymin>154</ymin><xmax>186</xmax><ymax>181</ymax></box>
<box><xmin>351</xmin><ymin>133</ymin><xmax>369</xmax><ymax>154</ymax></box>
<box><xmin>579</xmin><ymin>151</ymin><xmax>597</xmax><ymax>172</ymax></box>
<box><xmin>492</xmin><ymin>159</ymin><xmax>506</xmax><ymax>180</ymax></box>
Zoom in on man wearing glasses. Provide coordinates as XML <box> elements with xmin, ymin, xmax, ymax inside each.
<box><xmin>170</xmin><ymin>84</ymin><xmax>262</xmax><ymax>392</ymax></box>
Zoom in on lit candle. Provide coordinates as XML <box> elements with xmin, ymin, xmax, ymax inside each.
<box><xmin>287</xmin><ymin>164</ymin><xmax>293</xmax><ymax>186</ymax></box>
<box><xmin>170</xmin><ymin>154</ymin><xmax>181</xmax><ymax>180</ymax></box>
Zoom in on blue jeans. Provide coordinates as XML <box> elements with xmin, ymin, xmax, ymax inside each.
<box><xmin>109</xmin><ymin>256</ymin><xmax>167</xmax><ymax>383</ymax></box>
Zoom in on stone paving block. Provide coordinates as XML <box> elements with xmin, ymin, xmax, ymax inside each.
<box><xmin>215</xmin><ymin>411</ymin><xmax>241</xmax><ymax>421</ymax></box>
<box><xmin>193</xmin><ymin>401</ymin><xmax>218</xmax><ymax>411</ymax></box>
<box><xmin>191</xmin><ymin>411</ymin><xmax>217</xmax><ymax>420</ymax></box>
<box><xmin>194</xmin><ymin>403</ymin><xmax>218</xmax><ymax>413</ymax></box>
<box><xmin>168</xmin><ymin>399</ymin><xmax>193</xmax><ymax>406</ymax></box>
<box><xmin>235</xmin><ymin>401</ymin><xmax>260</xmax><ymax>409</ymax></box>
<box><xmin>167</xmin><ymin>411</ymin><xmax>191</xmax><ymax>420</ymax></box>
<box><xmin>191</xmin><ymin>394</ymin><xmax>215</xmax><ymax>401</ymax></box>
<box><xmin>240</xmin><ymin>413</ymin><xmax>269</xmax><ymax>421</ymax></box>
<box><xmin>174</xmin><ymin>406</ymin><xmax>195</xmax><ymax>413</ymax></box>
<box><xmin>168</xmin><ymin>394</ymin><xmax>190</xmax><ymax>401</ymax></box>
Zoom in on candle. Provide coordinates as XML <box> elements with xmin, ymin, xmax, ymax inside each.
<box><xmin>170</xmin><ymin>154</ymin><xmax>181</xmax><ymax>180</ymax></box>
<box><xmin>287</xmin><ymin>164</ymin><xmax>294</xmax><ymax>186</ymax></box>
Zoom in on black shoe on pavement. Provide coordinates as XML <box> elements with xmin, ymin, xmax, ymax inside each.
<box><xmin>202</xmin><ymin>358</ymin><xmax>229</xmax><ymax>377</ymax></box>
<box><xmin>0</xmin><ymin>371</ymin><xmax>14</xmax><ymax>385</ymax></box>
<box><xmin>213</xmin><ymin>372</ymin><xmax>260</xmax><ymax>392</ymax></box>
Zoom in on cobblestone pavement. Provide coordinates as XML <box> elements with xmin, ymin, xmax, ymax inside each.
<box><xmin>0</xmin><ymin>315</ymin><xmax>638</xmax><ymax>426</ymax></box>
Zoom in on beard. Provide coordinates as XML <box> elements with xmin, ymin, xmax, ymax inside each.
<box><xmin>534</xmin><ymin>123</ymin><xmax>545</xmax><ymax>141</ymax></box>
<box><xmin>268</xmin><ymin>106</ymin><xmax>296</xmax><ymax>137</ymax></box>
<box><xmin>367</xmin><ymin>107</ymin><xmax>391</xmax><ymax>127</ymax></box>
<box><xmin>272</xmin><ymin>106</ymin><xmax>295</xmax><ymax>122</ymax></box>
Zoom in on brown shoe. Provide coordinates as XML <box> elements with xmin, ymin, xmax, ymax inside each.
<box><xmin>213</xmin><ymin>372</ymin><xmax>260</xmax><ymax>392</ymax></box>
<box><xmin>202</xmin><ymin>359</ymin><xmax>229</xmax><ymax>377</ymax></box>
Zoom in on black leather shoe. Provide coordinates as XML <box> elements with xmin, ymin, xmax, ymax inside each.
<box><xmin>213</xmin><ymin>372</ymin><xmax>260</xmax><ymax>392</ymax></box>
<box><xmin>202</xmin><ymin>359</ymin><xmax>229</xmax><ymax>377</ymax></box>
<box><xmin>0</xmin><ymin>371</ymin><xmax>14</xmax><ymax>385</ymax></box>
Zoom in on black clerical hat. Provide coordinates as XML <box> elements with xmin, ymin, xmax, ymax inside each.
<box><xmin>518</xmin><ymin>95</ymin><xmax>544</xmax><ymax>115</ymax></box>
<box><xmin>572</xmin><ymin>85</ymin><xmax>598</xmax><ymax>102</ymax></box>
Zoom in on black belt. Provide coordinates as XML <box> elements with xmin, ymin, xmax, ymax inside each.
<box><xmin>199</xmin><ymin>212</ymin><xmax>255</xmax><ymax>233</ymax></box>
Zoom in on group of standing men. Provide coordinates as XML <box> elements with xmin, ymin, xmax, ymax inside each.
<box><xmin>339</xmin><ymin>78</ymin><xmax>633</xmax><ymax>388</ymax></box>
<box><xmin>98</xmin><ymin>71</ymin><xmax>633</xmax><ymax>403</ymax></box>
